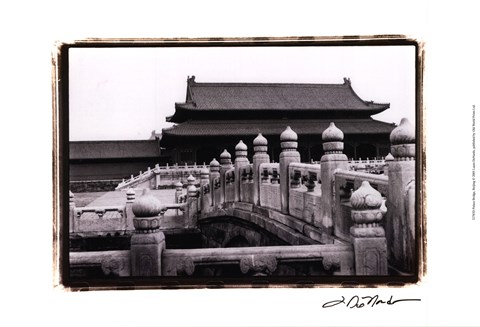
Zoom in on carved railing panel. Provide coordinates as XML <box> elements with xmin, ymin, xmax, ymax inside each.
<box><xmin>72</xmin><ymin>205</ymin><xmax>128</xmax><ymax>235</ymax></box>
<box><xmin>162</xmin><ymin>244</ymin><xmax>354</xmax><ymax>276</ymax></box>
<box><xmin>258</xmin><ymin>163</ymin><xmax>281</xmax><ymax>211</ymax></box>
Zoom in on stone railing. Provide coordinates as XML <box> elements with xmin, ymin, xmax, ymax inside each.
<box><xmin>69</xmin><ymin>190</ymin><xmax>134</xmax><ymax>236</ymax></box>
<box><xmin>115</xmin><ymin>163</ymin><xmax>208</xmax><ymax>190</ymax></box>
<box><xmin>70</xmin><ymin>118</ymin><xmax>416</xmax><ymax>278</ymax></box>
<box><xmin>162</xmin><ymin>243</ymin><xmax>354</xmax><ymax>276</ymax></box>
<box><xmin>347</xmin><ymin>157</ymin><xmax>387</xmax><ymax>174</ymax></box>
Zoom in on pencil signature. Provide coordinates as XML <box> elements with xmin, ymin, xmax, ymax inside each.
<box><xmin>322</xmin><ymin>295</ymin><xmax>421</xmax><ymax>309</ymax></box>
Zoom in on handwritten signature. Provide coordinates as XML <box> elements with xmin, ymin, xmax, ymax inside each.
<box><xmin>322</xmin><ymin>295</ymin><xmax>421</xmax><ymax>309</ymax></box>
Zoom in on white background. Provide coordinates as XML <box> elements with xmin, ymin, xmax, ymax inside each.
<box><xmin>1</xmin><ymin>1</ymin><xmax>479</xmax><ymax>326</ymax></box>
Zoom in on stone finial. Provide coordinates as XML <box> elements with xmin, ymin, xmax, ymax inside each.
<box><xmin>235</xmin><ymin>140</ymin><xmax>248</xmax><ymax>151</ymax></box>
<box><xmin>322</xmin><ymin>122</ymin><xmax>344</xmax><ymax>142</ymax></box>
<box><xmin>235</xmin><ymin>140</ymin><xmax>248</xmax><ymax>158</ymax></box>
<box><xmin>209</xmin><ymin>158</ymin><xmax>220</xmax><ymax>172</ymax></box>
<box><xmin>390</xmin><ymin>118</ymin><xmax>415</xmax><ymax>159</ymax></box>
<box><xmin>200</xmin><ymin>167</ymin><xmax>209</xmax><ymax>180</ymax></box>
<box><xmin>350</xmin><ymin>181</ymin><xmax>383</xmax><ymax>210</ymax></box>
<box><xmin>132</xmin><ymin>189</ymin><xmax>162</xmax><ymax>218</ymax></box>
<box><xmin>220</xmin><ymin>149</ymin><xmax>232</xmax><ymax>165</ymax></box>
<box><xmin>280</xmin><ymin>126</ymin><xmax>298</xmax><ymax>151</ymax></box>
<box><xmin>175</xmin><ymin>181</ymin><xmax>183</xmax><ymax>190</ymax></box>
<box><xmin>350</xmin><ymin>181</ymin><xmax>385</xmax><ymax>238</ymax></box>
<box><xmin>126</xmin><ymin>188</ymin><xmax>136</xmax><ymax>203</ymax></box>
<box><xmin>253</xmin><ymin>133</ymin><xmax>268</xmax><ymax>153</ymax></box>
<box><xmin>187</xmin><ymin>174</ymin><xmax>196</xmax><ymax>186</ymax></box>
<box><xmin>220</xmin><ymin>149</ymin><xmax>231</xmax><ymax>159</ymax></box>
<box><xmin>322</xmin><ymin>122</ymin><xmax>344</xmax><ymax>154</ymax></box>
<box><xmin>385</xmin><ymin>153</ymin><xmax>394</xmax><ymax>161</ymax></box>
<box><xmin>390</xmin><ymin>118</ymin><xmax>415</xmax><ymax>145</ymax></box>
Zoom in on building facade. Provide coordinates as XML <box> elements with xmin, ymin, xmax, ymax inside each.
<box><xmin>161</xmin><ymin>76</ymin><xmax>395</xmax><ymax>165</ymax></box>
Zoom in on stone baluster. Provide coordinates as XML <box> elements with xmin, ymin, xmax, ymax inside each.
<box><xmin>320</xmin><ymin>122</ymin><xmax>348</xmax><ymax>232</ymax></box>
<box><xmin>234</xmin><ymin>140</ymin><xmax>249</xmax><ymax>202</ymax></box>
<box><xmin>279</xmin><ymin>126</ymin><xmax>301</xmax><ymax>214</ymax></box>
<box><xmin>386</xmin><ymin>118</ymin><xmax>416</xmax><ymax>274</ymax></box>
<box><xmin>69</xmin><ymin>191</ymin><xmax>75</xmax><ymax>233</ymax></box>
<box><xmin>125</xmin><ymin>188</ymin><xmax>136</xmax><ymax>230</ymax></box>
<box><xmin>219</xmin><ymin>149</ymin><xmax>232</xmax><ymax>204</ymax></box>
<box><xmin>175</xmin><ymin>181</ymin><xmax>183</xmax><ymax>215</ymax></box>
<box><xmin>200</xmin><ymin>167</ymin><xmax>211</xmax><ymax>211</ymax></box>
<box><xmin>384</xmin><ymin>152</ymin><xmax>394</xmax><ymax>176</ymax></box>
<box><xmin>130</xmin><ymin>189</ymin><xmax>166</xmax><ymax>276</ymax></box>
<box><xmin>350</xmin><ymin>181</ymin><xmax>388</xmax><ymax>275</ymax></box>
<box><xmin>252</xmin><ymin>133</ymin><xmax>270</xmax><ymax>206</ymax></box>
<box><xmin>186</xmin><ymin>175</ymin><xmax>199</xmax><ymax>228</ymax></box>
<box><xmin>209</xmin><ymin>158</ymin><xmax>221</xmax><ymax>207</ymax></box>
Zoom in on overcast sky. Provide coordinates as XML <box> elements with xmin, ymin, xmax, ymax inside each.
<box><xmin>69</xmin><ymin>45</ymin><xmax>416</xmax><ymax>141</ymax></box>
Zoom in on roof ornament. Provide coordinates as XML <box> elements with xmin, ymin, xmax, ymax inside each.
<box><xmin>343</xmin><ymin>77</ymin><xmax>351</xmax><ymax>85</ymax></box>
<box><xmin>187</xmin><ymin>75</ymin><xmax>196</xmax><ymax>84</ymax></box>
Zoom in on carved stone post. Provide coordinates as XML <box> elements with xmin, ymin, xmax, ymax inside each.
<box><xmin>320</xmin><ymin>122</ymin><xmax>348</xmax><ymax>232</ymax></box>
<box><xmin>386</xmin><ymin>118</ymin><xmax>416</xmax><ymax>273</ymax></box>
<box><xmin>186</xmin><ymin>175</ymin><xmax>199</xmax><ymax>228</ymax></box>
<box><xmin>384</xmin><ymin>153</ymin><xmax>394</xmax><ymax>176</ymax></box>
<box><xmin>209</xmin><ymin>158</ymin><xmax>221</xmax><ymax>207</ymax></box>
<box><xmin>234</xmin><ymin>140</ymin><xmax>249</xmax><ymax>202</ymax></box>
<box><xmin>174</xmin><ymin>182</ymin><xmax>183</xmax><ymax>215</ymax></box>
<box><xmin>69</xmin><ymin>191</ymin><xmax>75</xmax><ymax>233</ymax></box>
<box><xmin>200</xmin><ymin>167</ymin><xmax>211</xmax><ymax>211</ymax></box>
<box><xmin>219</xmin><ymin>149</ymin><xmax>232</xmax><ymax>204</ymax></box>
<box><xmin>279</xmin><ymin>126</ymin><xmax>301</xmax><ymax>214</ymax></box>
<box><xmin>130</xmin><ymin>189</ymin><xmax>166</xmax><ymax>276</ymax></box>
<box><xmin>125</xmin><ymin>188</ymin><xmax>136</xmax><ymax>230</ymax></box>
<box><xmin>350</xmin><ymin>181</ymin><xmax>388</xmax><ymax>275</ymax></box>
<box><xmin>252</xmin><ymin>133</ymin><xmax>270</xmax><ymax>206</ymax></box>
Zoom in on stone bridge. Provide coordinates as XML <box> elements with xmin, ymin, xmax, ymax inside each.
<box><xmin>70</xmin><ymin>118</ymin><xmax>416</xmax><ymax>279</ymax></box>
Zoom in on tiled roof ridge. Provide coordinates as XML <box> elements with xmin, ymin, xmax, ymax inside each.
<box><xmin>190</xmin><ymin>81</ymin><xmax>349</xmax><ymax>88</ymax></box>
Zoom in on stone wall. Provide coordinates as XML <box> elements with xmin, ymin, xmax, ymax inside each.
<box><xmin>70</xmin><ymin>180</ymin><xmax>121</xmax><ymax>193</ymax></box>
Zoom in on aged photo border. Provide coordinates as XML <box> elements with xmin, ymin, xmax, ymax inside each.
<box><xmin>53</xmin><ymin>36</ymin><xmax>425</xmax><ymax>290</ymax></box>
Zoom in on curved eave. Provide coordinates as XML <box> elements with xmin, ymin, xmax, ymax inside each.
<box><xmin>168</xmin><ymin>104</ymin><xmax>390</xmax><ymax>123</ymax></box>
<box><xmin>346</xmin><ymin>82</ymin><xmax>390</xmax><ymax>115</ymax></box>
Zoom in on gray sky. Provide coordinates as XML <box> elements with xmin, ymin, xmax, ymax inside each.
<box><xmin>69</xmin><ymin>45</ymin><xmax>416</xmax><ymax>141</ymax></box>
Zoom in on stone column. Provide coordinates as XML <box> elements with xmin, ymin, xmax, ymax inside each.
<box><xmin>252</xmin><ymin>133</ymin><xmax>270</xmax><ymax>206</ymax></box>
<box><xmin>234</xmin><ymin>140</ymin><xmax>249</xmax><ymax>202</ymax></box>
<box><xmin>320</xmin><ymin>122</ymin><xmax>348</xmax><ymax>232</ymax></box>
<box><xmin>279</xmin><ymin>126</ymin><xmax>301</xmax><ymax>214</ymax></box>
<box><xmin>386</xmin><ymin>118</ymin><xmax>416</xmax><ymax>273</ymax></box>
<box><xmin>219</xmin><ymin>149</ymin><xmax>232</xmax><ymax>204</ymax></box>
<box><xmin>125</xmin><ymin>188</ymin><xmax>136</xmax><ymax>230</ymax></box>
<box><xmin>69</xmin><ymin>191</ymin><xmax>75</xmax><ymax>233</ymax></box>
<box><xmin>350</xmin><ymin>181</ymin><xmax>388</xmax><ymax>275</ymax></box>
<box><xmin>209</xmin><ymin>158</ymin><xmax>221</xmax><ymax>207</ymax></box>
<box><xmin>130</xmin><ymin>189</ymin><xmax>166</xmax><ymax>276</ymax></box>
<box><xmin>186</xmin><ymin>175</ymin><xmax>199</xmax><ymax>228</ymax></box>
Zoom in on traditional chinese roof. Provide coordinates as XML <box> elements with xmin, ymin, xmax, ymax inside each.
<box><xmin>161</xmin><ymin>118</ymin><xmax>395</xmax><ymax>146</ymax></box>
<box><xmin>70</xmin><ymin>140</ymin><xmax>161</xmax><ymax>160</ymax></box>
<box><xmin>167</xmin><ymin>76</ymin><xmax>390</xmax><ymax>123</ymax></box>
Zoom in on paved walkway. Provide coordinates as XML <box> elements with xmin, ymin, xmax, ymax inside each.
<box><xmin>86</xmin><ymin>188</ymin><xmax>179</xmax><ymax>217</ymax></box>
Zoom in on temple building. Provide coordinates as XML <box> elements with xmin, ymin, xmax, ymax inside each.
<box><xmin>161</xmin><ymin>76</ymin><xmax>396</xmax><ymax>164</ymax></box>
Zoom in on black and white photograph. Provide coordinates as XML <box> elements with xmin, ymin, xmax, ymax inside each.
<box><xmin>62</xmin><ymin>39</ymin><xmax>421</xmax><ymax>285</ymax></box>
<box><xmin>3</xmin><ymin>1</ymin><xmax>480</xmax><ymax>326</ymax></box>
